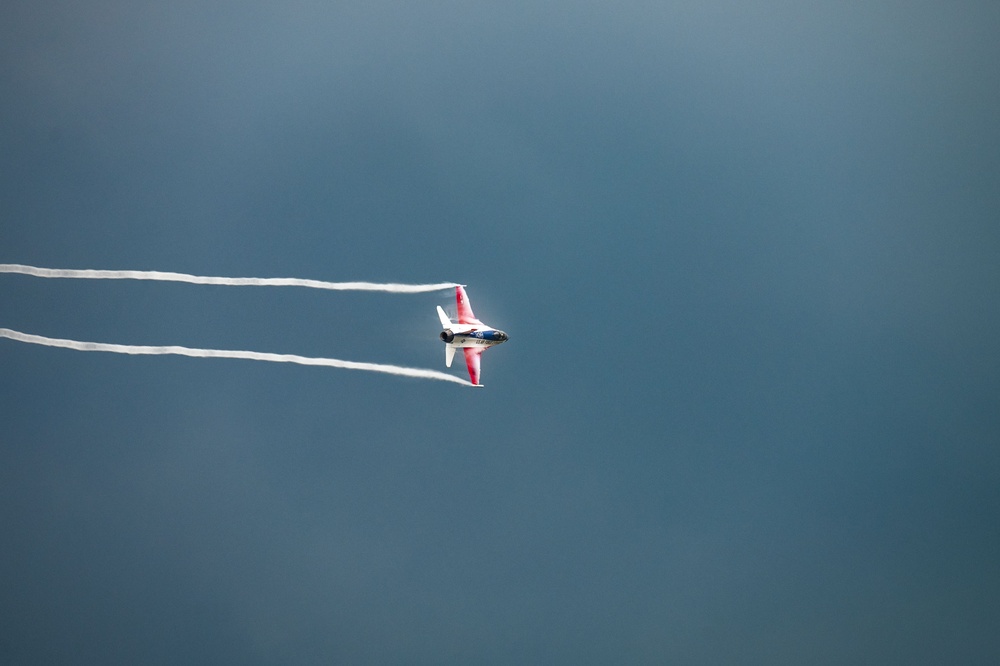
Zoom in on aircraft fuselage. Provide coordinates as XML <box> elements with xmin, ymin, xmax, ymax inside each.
<box><xmin>440</xmin><ymin>327</ymin><xmax>508</xmax><ymax>348</ymax></box>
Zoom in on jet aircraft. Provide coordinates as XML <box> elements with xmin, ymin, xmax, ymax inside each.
<box><xmin>437</xmin><ymin>286</ymin><xmax>507</xmax><ymax>386</ymax></box>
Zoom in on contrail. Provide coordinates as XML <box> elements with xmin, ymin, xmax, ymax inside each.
<box><xmin>0</xmin><ymin>328</ymin><xmax>472</xmax><ymax>386</ymax></box>
<box><xmin>0</xmin><ymin>264</ymin><xmax>457</xmax><ymax>294</ymax></box>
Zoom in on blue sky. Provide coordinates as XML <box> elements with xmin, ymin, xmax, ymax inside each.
<box><xmin>2</xmin><ymin>1</ymin><xmax>999</xmax><ymax>663</ymax></box>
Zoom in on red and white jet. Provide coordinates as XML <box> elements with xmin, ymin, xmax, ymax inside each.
<box><xmin>437</xmin><ymin>286</ymin><xmax>508</xmax><ymax>387</ymax></box>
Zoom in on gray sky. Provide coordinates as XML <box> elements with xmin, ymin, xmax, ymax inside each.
<box><xmin>2</xmin><ymin>1</ymin><xmax>999</xmax><ymax>663</ymax></box>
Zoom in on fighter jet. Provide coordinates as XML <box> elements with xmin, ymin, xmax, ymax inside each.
<box><xmin>437</xmin><ymin>286</ymin><xmax>507</xmax><ymax>386</ymax></box>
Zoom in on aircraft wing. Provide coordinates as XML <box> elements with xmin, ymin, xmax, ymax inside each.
<box><xmin>463</xmin><ymin>347</ymin><xmax>483</xmax><ymax>386</ymax></box>
<box><xmin>456</xmin><ymin>286</ymin><xmax>482</xmax><ymax>326</ymax></box>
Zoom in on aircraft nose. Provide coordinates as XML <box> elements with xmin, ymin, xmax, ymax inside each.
<box><xmin>498</xmin><ymin>331</ymin><xmax>509</xmax><ymax>342</ymax></box>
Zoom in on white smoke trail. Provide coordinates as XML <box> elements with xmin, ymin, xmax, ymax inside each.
<box><xmin>0</xmin><ymin>264</ymin><xmax>457</xmax><ymax>294</ymax></box>
<box><xmin>0</xmin><ymin>328</ymin><xmax>472</xmax><ymax>386</ymax></box>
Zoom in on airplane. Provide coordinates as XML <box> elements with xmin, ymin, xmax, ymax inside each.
<box><xmin>437</xmin><ymin>286</ymin><xmax>508</xmax><ymax>387</ymax></box>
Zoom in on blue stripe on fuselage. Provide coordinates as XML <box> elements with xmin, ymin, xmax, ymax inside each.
<box><xmin>462</xmin><ymin>330</ymin><xmax>503</xmax><ymax>341</ymax></box>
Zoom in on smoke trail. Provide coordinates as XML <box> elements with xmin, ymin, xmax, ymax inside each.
<box><xmin>0</xmin><ymin>328</ymin><xmax>472</xmax><ymax>386</ymax></box>
<box><xmin>0</xmin><ymin>264</ymin><xmax>457</xmax><ymax>294</ymax></box>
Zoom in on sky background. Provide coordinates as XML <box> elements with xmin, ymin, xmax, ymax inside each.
<box><xmin>2</xmin><ymin>1</ymin><xmax>999</xmax><ymax>663</ymax></box>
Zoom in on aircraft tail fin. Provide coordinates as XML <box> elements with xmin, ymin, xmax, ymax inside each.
<box><xmin>436</xmin><ymin>305</ymin><xmax>452</xmax><ymax>329</ymax></box>
<box><xmin>445</xmin><ymin>345</ymin><xmax>456</xmax><ymax>368</ymax></box>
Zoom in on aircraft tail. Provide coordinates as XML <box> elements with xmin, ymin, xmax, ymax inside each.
<box><xmin>436</xmin><ymin>305</ymin><xmax>452</xmax><ymax>329</ymax></box>
<box><xmin>438</xmin><ymin>305</ymin><xmax>456</xmax><ymax>368</ymax></box>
